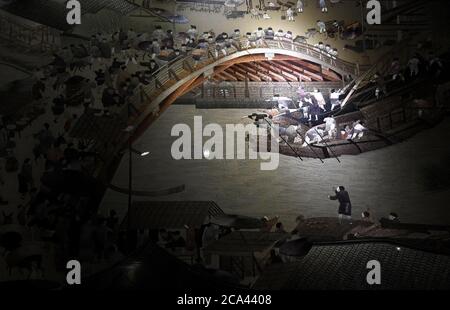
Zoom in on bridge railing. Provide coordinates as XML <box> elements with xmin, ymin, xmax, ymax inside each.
<box><xmin>263</xmin><ymin>40</ymin><xmax>359</xmax><ymax>76</ymax></box>
<box><xmin>340</xmin><ymin>28</ymin><xmax>444</xmax><ymax>108</ymax></box>
<box><xmin>200</xmin><ymin>81</ymin><xmax>344</xmax><ymax>101</ymax></box>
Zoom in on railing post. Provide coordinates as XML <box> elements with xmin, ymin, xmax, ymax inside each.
<box><xmin>244</xmin><ymin>76</ymin><xmax>249</xmax><ymax>98</ymax></box>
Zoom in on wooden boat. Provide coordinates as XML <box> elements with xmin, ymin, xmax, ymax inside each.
<box><xmin>254</xmin><ymin>75</ymin><xmax>450</xmax><ymax>159</ymax></box>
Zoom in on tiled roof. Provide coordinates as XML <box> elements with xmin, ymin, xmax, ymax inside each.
<box><xmin>1</xmin><ymin>0</ymin><xmax>70</xmax><ymax>31</ymax></box>
<box><xmin>129</xmin><ymin>201</ymin><xmax>225</xmax><ymax>229</ymax></box>
<box><xmin>83</xmin><ymin>241</ymin><xmax>239</xmax><ymax>289</ymax></box>
<box><xmin>1</xmin><ymin>0</ymin><xmax>139</xmax><ymax>30</ymax></box>
<box><xmin>253</xmin><ymin>242</ymin><xmax>450</xmax><ymax>290</ymax></box>
<box><xmin>69</xmin><ymin>111</ymin><xmax>126</xmax><ymax>156</ymax></box>
<box><xmin>204</xmin><ymin>231</ymin><xmax>288</xmax><ymax>256</ymax></box>
<box><xmin>79</xmin><ymin>0</ymin><xmax>139</xmax><ymax>15</ymax></box>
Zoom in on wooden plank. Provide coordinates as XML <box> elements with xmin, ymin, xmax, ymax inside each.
<box><xmin>218</xmin><ymin>70</ymin><xmax>238</xmax><ymax>81</ymax></box>
<box><xmin>268</xmin><ymin>61</ymin><xmax>299</xmax><ymax>82</ymax></box>
<box><xmin>225</xmin><ymin>68</ymin><xmax>246</xmax><ymax>81</ymax></box>
<box><xmin>290</xmin><ymin>59</ymin><xmax>322</xmax><ymax>73</ymax></box>
<box><xmin>256</xmin><ymin>62</ymin><xmax>286</xmax><ymax>82</ymax></box>
<box><xmin>276</xmin><ymin>60</ymin><xmax>312</xmax><ymax>81</ymax></box>
<box><xmin>241</xmin><ymin>63</ymin><xmax>272</xmax><ymax>82</ymax></box>
<box><xmin>321</xmin><ymin>67</ymin><xmax>341</xmax><ymax>81</ymax></box>
<box><xmin>234</xmin><ymin>63</ymin><xmax>261</xmax><ymax>81</ymax></box>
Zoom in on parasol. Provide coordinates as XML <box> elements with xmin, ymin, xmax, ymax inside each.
<box><xmin>167</xmin><ymin>15</ymin><xmax>189</xmax><ymax>24</ymax></box>
<box><xmin>137</xmin><ymin>41</ymin><xmax>153</xmax><ymax>52</ymax></box>
<box><xmin>150</xmin><ymin>7</ymin><xmax>172</xmax><ymax>18</ymax></box>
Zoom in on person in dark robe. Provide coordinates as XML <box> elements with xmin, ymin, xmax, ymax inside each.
<box><xmin>148</xmin><ymin>59</ymin><xmax>159</xmax><ymax>75</ymax></box>
<box><xmin>309</xmin><ymin>95</ymin><xmax>321</xmax><ymax>122</ymax></box>
<box><xmin>102</xmin><ymin>87</ymin><xmax>116</xmax><ymax>107</ymax></box>
<box><xmin>95</xmin><ymin>69</ymin><xmax>106</xmax><ymax>86</ymax></box>
<box><xmin>99</xmin><ymin>38</ymin><xmax>112</xmax><ymax>60</ymax></box>
<box><xmin>31</xmin><ymin>79</ymin><xmax>46</xmax><ymax>101</ymax></box>
<box><xmin>329</xmin><ymin>186</ymin><xmax>352</xmax><ymax>224</ymax></box>
<box><xmin>18</xmin><ymin>171</ymin><xmax>28</xmax><ymax>198</ymax></box>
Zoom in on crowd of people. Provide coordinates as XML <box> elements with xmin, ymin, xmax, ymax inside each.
<box><xmin>0</xmin><ymin>20</ymin><xmax>308</xmax><ymax>281</ymax></box>
<box><xmin>247</xmin><ymin>0</ymin><xmax>331</xmax><ymax>20</ymax></box>
<box><xmin>1</xmin><ymin>14</ymin><xmax>344</xmax><ymax>280</ymax></box>
<box><xmin>1</xmin><ymin>0</ymin><xmax>446</xmax><ymax>282</ymax></box>
<box><xmin>373</xmin><ymin>50</ymin><xmax>444</xmax><ymax>101</ymax></box>
<box><xmin>271</xmin><ymin>38</ymin><xmax>446</xmax><ymax>147</ymax></box>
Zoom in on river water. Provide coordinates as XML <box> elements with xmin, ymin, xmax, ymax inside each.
<box><xmin>101</xmin><ymin>105</ymin><xmax>450</xmax><ymax>230</ymax></box>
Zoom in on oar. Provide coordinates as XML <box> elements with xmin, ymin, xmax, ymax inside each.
<box><xmin>295</xmin><ymin>129</ymin><xmax>324</xmax><ymax>163</ymax></box>
<box><xmin>263</xmin><ymin>118</ymin><xmax>304</xmax><ymax>162</ymax></box>
<box><xmin>314</xmin><ymin>127</ymin><xmax>341</xmax><ymax>163</ymax></box>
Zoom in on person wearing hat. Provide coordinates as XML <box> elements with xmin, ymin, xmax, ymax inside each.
<box><xmin>317</xmin><ymin>20</ymin><xmax>326</xmax><ymax>35</ymax></box>
<box><xmin>201</xmin><ymin>31</ymin><xmax>210</xmax><ymax>41</ymax></box>
<box><xmin>285</xmin><ymin>30</ymin><xmax>293</xmax><ymax>41</ymax></box>
<box><xmin>265</xmin><ymin>27</ymin><xmax>275</xmax><ymax>40</ymax></box>
<box><xmin>231</xmin><ymin>29</ymin><xmax>241</xmax><ymax>50</ymax></box>
<box><xmin>329</xmin><ymin>186</ymin><xmax>352</xmax><ymax>224</ymax></box>
<box><xmin>152</xmin><ymin>25</ymin><xmax>164</xmax><ymax>41</ymax></box>
<box><xmin>285</xmin><ymin>30</ymin><xmax>294</xmax><ymax>49</ymax></box>
<box><xmin>245</xmin><ymin>32</ymin><xmax>256</xmax><ymax>48</ymax></box>
<box><xmin>256</xmin><ymin>27</ymin><xmax>264</xmax><ymax>46</ymax></box>
<box><xmin>329</xmin><ymin>89</ymin><xmax>341</xmax><ymax>110</ymax></box>
<box><xmin>187</xmin><ymin>25</ymin><xmax>198</xmax><ymax>40</ymax></box>
<box><xmin>275</xmin><ymin>29</ymin><xmax>284</xmax><ymax>42</ymax></box>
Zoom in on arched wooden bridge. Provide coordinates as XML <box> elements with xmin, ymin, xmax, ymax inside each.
<box><xmin>127</xmin><ymin>39</ymin><xmax>360</xmax><ymax>139</ymax></box>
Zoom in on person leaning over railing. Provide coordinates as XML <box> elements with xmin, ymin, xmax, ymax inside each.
<box><xmin>245</xmin><ymin>32</ymin><xmax>257</xmax><ymax>49</ymax></box>
<box><xmin>275</xmin><ymin>29</ymin><xmax>284</xmax><ymax>42</ymax></box>
<box><xmin>256</xmin><ymin>27</ymin><xmax>265</xmax><ymax>46</ymax></box>
<box><xmin>231</xmin><ymin>29</ymin><xmax>242</xmax><ymax>50</ymax></box>
<box><xmin>192</xmin><ymin>41</ymin><xmax>209</xmax><ymax>68</ymax></box>
<box><xmin>265</xmin><ymin>27</ymin><xmax>275</xmax><ymax>40</ymax></box>
<box><xmin>285</xmin><ymin>31</ymin><xmax>294</xmax><ymax>49</ymax></box>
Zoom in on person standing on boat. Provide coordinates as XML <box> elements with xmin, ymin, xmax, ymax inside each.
<box><xmin>312</xmin><ymin>89</ymin><xmax>327</xmax><ymax>112</ymax></box>
<box><xmin>324</xmin><ymin>116</ymin><xmax>337</xmax><ymax>139</ymax></box>
<box><xmin>329</xmin><ymin>89</ymin><xmax>341</xmax><ymax>110</ymax></box>
<box><xmin>329</xmin><ymin>186</ymin><xmax>352</xmax><ymax>224</ymax></box>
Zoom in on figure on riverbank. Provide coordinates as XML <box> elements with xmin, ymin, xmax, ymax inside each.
<box><xmin>329</xmin><ymin>186</ymin><xmax>352</xmax><ymax>224</ymax></box>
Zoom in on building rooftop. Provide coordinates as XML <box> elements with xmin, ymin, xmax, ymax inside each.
<box><xmin>253</xmin><ymin>241</ymin><xmax>450</xmax><ymax>290</ymax></box>
<box><xmin>128</xmin><ymin>201</ymin><xmax>225</xmax><ymax>230</ymax></box>
<box><xmin>204</xmin><ymin>231</ymin><xmax>288</xmax><ymax>256</ymax></box>
<box><xmin>83</xmin><ymin>241</ymin><xmax>239</xmax><ymax>289</ymax></box>
<box><xmin>0</xmin><ymin>0</ymin><xmax>139</xmax><ymax>30</ymax></box>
